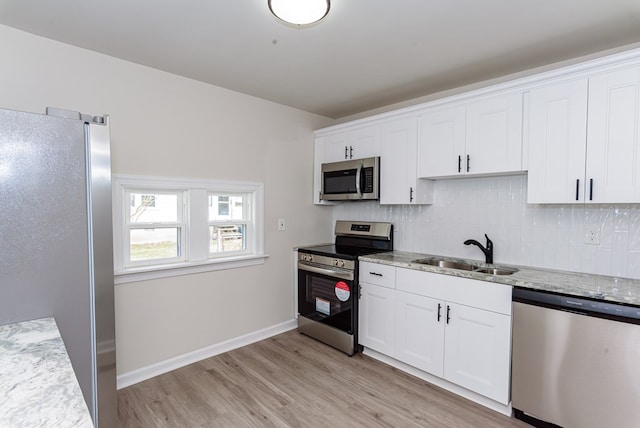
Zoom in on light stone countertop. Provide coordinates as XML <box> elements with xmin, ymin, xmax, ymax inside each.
<box><xmin>0</xmin><ymin>317</ymin><xmax>94</xmax><ymax>428</ymax></box>
<box><xmin>360</xmin><ymin>251</ymin><xmax>640</xmax><ymax>307</ymax></box>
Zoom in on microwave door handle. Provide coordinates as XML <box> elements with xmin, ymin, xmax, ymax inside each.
<box><xmin>355</xmin><ymin>162</ymin><xmax>363</xmax><ymax>198</ymax></box>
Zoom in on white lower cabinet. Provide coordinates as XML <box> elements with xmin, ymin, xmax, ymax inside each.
<box><xmin>360</xmin><ymin>264</ymin><xmax>513</xmax><ymax>406</ymax></box>
<box><xmin>359</xmin><ymin>282</ymin><xmax>395</xmax><ymax>356</ymax></box>
<box><xmin>443</xmin><ymin>302</ymin><xmax>511</xmax><ymax>404</ymax></box>
<box><xmin>394</xmin><ymin>291</ymin><xmax>444</xmax><ymax>376</ymax></box>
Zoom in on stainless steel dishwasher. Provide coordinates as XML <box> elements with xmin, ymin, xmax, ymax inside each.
<box><xmin>512</xmin><ymin>288</ymin><xmax>640</xmax><ymax>428</ymax></box>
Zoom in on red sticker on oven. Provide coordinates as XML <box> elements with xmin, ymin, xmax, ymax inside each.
<box><xmin>335</xmin><ymin>281</ymin><xmax>350</xmax><ymax>302</ymax></box>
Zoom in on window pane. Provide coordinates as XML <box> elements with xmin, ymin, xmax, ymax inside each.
<box><xmin>209</xmin><ymin>225</ymin><xmax>246</xmax><ymax>253</ymax></box>
<box><xmin>208</xmin><ymin>194</ymin><xmax>244</xmax><ymax>221</ymax></box>
<box><xmin>130</xmin><ymin>192</ymin><xmax>178</xmax><ymax>223</ymax></box>
<box><xmin>130</xmin><ymin>228</ymin><xmax>180</xmax><ymax>261</ymax></box>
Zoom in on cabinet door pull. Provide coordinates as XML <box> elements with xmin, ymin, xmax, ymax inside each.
<box><xmin>458</xmin><ymin>155</ymin><xmax>462</xmax><ymax>173</ymax></box>
<box><xmin>369</xmin><ymin>272</ymin><xmax>383</xmax><ymax>277</ymax></box>
<box><xmin>446</xmin><ymin>305</ymin><xmax>451</xmax><ymax>324</ymax></box>
<box><xmin>589</xmin><ymin>178</ymin><xmax>593</xmax><ymax>201</ymax></box>
<box><xmin>466</xmin><ymin>154</ymin><xmax>470</xmax><ymax>172</ymax></box>
<box><xmin>344</xmin><ymin>146</ymin><xmax>348</xmax><ymax>159</ymax></box>
<box><xmin>575</xmin><ymin>179</ymin><xmax>580</xmax><ymax>201</ymax></box>
<box><xmin>437</xmin><ymin>303</ymin><xmax>442</xmax><ymax>322</ymax></box>
<box><xmin>409</xmin><ymin>187</ymin><xmax>414</xmax><ymax>203</ymax></box>
<box><xmin>349</xmin><ymin>145</ymin><xmax>353</xmax><ymax>159</ymax></box>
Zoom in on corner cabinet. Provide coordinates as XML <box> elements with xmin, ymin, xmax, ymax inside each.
<box><xmin>417</xmin><ymin>92</ymin><xmax>524</xmax><ymax>179</ymax></box>
<box><xmin>358</xmin><ymin>262</ymin><xmax>513</xmax><ymax>406</ymax></box>
<box><xmin>528</xmin><ymin>65</ymin><xmax>640</xmax><ymax>204</ymax></box>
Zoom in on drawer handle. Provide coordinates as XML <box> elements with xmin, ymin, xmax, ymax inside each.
<box><xmin>369</xmin><ymin>272</ymin><xmax>383</xmax><ymax>277</ymax></box>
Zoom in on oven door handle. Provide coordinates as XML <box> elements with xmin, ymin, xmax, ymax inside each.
<box><xmin>298</xmin><ymin>262</ymin><xmax>354</xmax><ymax>281</ymax></box>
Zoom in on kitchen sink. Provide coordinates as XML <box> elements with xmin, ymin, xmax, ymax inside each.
<box><xmin>411</xmin><ymin>258</ymin><xmax>477</xmax><ymax>271</ymax></box>
<box><xmin>411</xmin><ymin>257</ymin><xmax>518</xmax><ymax>276</ymax></box>
<box><xmin>474</xmin><ymin>267</ymin><xmax>519</xmax><ymax>276</ymax></box>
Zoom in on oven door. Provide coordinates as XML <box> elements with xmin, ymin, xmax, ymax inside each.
<box><xmin>297</xmin><ymin>261</ymin><xmax>355</xmax><ymax>334</ymax></box>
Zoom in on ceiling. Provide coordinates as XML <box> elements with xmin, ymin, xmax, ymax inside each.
<box><xmin>2</xmin><ymin>0</ymin><xmax>640</xmax><ymax>119</ymax></box>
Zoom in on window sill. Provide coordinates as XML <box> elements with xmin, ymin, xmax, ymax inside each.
<box><xmin>114</xmin><ymin>254</ymin><xmax>269</xmax><ymax>285</ymax></box>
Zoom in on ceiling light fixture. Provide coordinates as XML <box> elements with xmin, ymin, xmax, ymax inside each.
<box><xmin>268</xmin><ymin>0</ymin><xmax>330</xmax><ymax>26</ymax></box>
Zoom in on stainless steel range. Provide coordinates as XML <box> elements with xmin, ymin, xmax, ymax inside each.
<box><xmin>297</xmin><ymin>220</ymin><xmax>393</xmax><ymax>355</ymax></box>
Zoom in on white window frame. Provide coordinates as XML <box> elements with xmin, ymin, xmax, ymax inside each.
<box><xmin>207</xmin><ymin>192</ymin><xmax>251</xmax><ymax>258</ymax></box>
<box><xmin>124</xmin><ymin>188</ymin><xmax>186</xmax><ymax>267</ymax></box>
<box><xmin>113</xmin><ymin>175</ymin><xmax>266</xmax><ymax>284</ymax></box>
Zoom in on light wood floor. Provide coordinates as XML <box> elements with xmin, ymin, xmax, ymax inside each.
<box><xmin>118</xmin><ymin>330</ymin><xmax>530</xmax><ymax>427</ymax></box>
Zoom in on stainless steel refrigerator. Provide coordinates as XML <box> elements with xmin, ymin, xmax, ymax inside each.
<box><xmin>0</xmin><ymin>107</ymin><xmax>117</xmax><ymax>427</ymax></box>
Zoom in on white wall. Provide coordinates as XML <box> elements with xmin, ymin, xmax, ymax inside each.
<box><xmin>334</xmin><ymin>175</ymin><xmax>640</xmax><ymax>279</ymax></box>
<box><xmin>0</xmin><ymin>25</ymin><xmax>335</xmax><ymax>375</ymax></box>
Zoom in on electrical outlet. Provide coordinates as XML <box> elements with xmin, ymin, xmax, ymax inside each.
<box><xmin>585</xmin><ymin>229</ymin><xmax>600</xmax><ymax>245</ymax></box>
<box><xmin>278</xmin><ymin>218</ymin><xmax>286</xmax><ymax>231</ymax></box>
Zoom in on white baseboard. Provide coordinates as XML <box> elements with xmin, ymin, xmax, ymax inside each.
<box><xmin>117</xmin><ymin>318</ymin><xmax>298</xmax><ymax>389</ymax></box>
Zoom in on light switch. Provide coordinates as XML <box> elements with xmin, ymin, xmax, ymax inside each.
<box><xmin>278</xmin><ymin>218</ymin><xmax>286</xmax><ymax>231</ymax></box>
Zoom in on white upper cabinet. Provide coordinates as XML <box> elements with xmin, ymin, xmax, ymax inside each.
<box><xmin>323</xmin><ymin>125</ymin><xmax>380</xmax><ymax>162</ymax></box>
<box><xmin>314</xmin><ymin>48</ymin><xmax>640</xmax><ymax>205</ymax></box>
<box><xmin>417</xmin><ymin>105</ymin><xmax>466</xmax><ymax>177</ymax></box>
<box><xmin>418</xmin><ymin>92</ymin><xmax>523</xmax><ymax>178</ymax></box>
<box><xmin>466</xmin><ymin>93</ymin><xmax>524</xmax><ymax>175</ymax></box>
<box><xmin>527</xmin><ymin>78</ymin><xmax>589</xmax><ymax>203</ymax></box>
<box><xmin>586</xmin><ymin>66</ymin><xmax>640</xmax><ymax>203</ymax></box>
<box><xmin>379</xmin><ymin>116</ymin><xmax>433</xmax><ymax>205</ymax></box>
<box><xmin>528</xmin><ymin>65</ymin><xmax>640</xmax><ymax>203</ymax></box>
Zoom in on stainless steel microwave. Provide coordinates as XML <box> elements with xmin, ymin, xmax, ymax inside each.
<box><xmin>320</xmin><ymin>157</ymin><xmax>380</xmax><ymax>201</ymax></box>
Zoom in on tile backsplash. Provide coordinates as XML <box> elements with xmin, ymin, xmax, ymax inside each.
<box><xmin>333</xmin><ymin>174</ymin><xmax>640</xmax><ymax>279</ymax></box>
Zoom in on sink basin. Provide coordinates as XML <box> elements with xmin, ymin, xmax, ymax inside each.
<box><xmin>411</xmin><ymin>258</ymin><xmax>476</xmax><ymax>271</ymax></box>
<box><xmin>473</xmin><ymin>267</ymin><xmax>519</xmax><ymax>276</ymax></box>
<box><xmin>411</xmin><ymin>257</ymin><xmax>518</xmax><ymax>276</ymax></box>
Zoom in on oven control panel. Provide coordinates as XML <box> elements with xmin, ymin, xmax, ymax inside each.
<box><xmin>298</xmin><ymin>252</ymin><xmax>355</xmax><ymax>270</ymax></box>
<box><xmin>300</xmin><ymin>253</ymin><xmax>314</xmax><ymax>262</ymax></box>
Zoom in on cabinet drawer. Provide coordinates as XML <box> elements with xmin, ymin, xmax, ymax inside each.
<box><xmin>360</xmin><ymin>262</ymin><xmax>395</xmax><ymax>288</ymax></box>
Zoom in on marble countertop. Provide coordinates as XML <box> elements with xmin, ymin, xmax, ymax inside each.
<box><xmin>360</xmin><ymin>251</ymin><xmax>640</xmax><ymax>306</ymax></box>
<box><xmin>0</xmin><ymin>317</ymin><xmax>94</xmax><ymax>428</ymax></box>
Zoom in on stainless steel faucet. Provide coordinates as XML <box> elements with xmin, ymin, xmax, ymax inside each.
<box><xmin>464</xmin><ymin>234</ymin><xmax>493</xmax><ymax>264</ymax></box>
